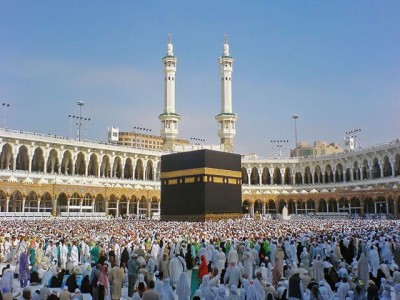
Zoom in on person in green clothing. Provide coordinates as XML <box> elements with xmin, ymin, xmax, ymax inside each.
<box><xmin>29</xmin><ymin>245</ymin><xmax>36</xmax><ymax>266</ymax></box>
<box><xmin>90</xmin><ymin>242</ymin><xmax>100</xmax><ymax>264</ymax></box>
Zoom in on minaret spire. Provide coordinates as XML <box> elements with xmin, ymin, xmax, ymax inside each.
<box><xmin>216</xmin><ymin>36</ymin><xmax>237</xmax><ymax>153</ymax></box>
<box><xmin>159</xmin><ymin>35</ymin><xmax>180</xmax><ymax>151</ymax></box>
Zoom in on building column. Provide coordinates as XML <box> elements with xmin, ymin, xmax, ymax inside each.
<box><xmin>247</xmin><ymin>170</ymin><xmax>251</xmax><ymax>186</ymax></box>
<box><xmin>348</xmin><ymin>203</ymin><xmax>351</xmax><ymax>214</ymax></box>
<box><xmin>137</xmin><ymin>201</ymin><xmax>140</xmax><ymax>215</ymax></box>
<box><xmin>326</xmin><ymin>202</ymin><xmax>329</xmax><ymax>213</ymax></box>
<box><xmin>360</xmin><ymin>198</ymin><xmax>365</xmax><ymax>216</ymax></box>
<box><xmin>332</xmin><ymin>169</ymin><xmax>336</xmax><ymax>183</ymax></box>
<box><xmin>379</xmin><ymin>162</ymin><xmax>383</xmax><ymax>178</ymax></box>
<box><xmin>92</xmin><ymin>200</ymin><xmax>95</xmax><ymax>213</ymax></box>
<box><xmin>52</xmin><ymin>198</ymin><xmax>57</xmax><ymax>216</ymax></box>
<box><xmin>143</xmin><ymin>166</ymin><xmax>147</xmax><ymax>181</ymax></box>
<box><xmin>295</xmin><ymin>203</ymin><xmax>298</xmax><ymax>215</ymax></box>
<box><xmin>126</xmin><ymin>201</ymin><xmax>130</xmax><ymax>215</ymax></box>
<box><xmin>291</xmin><ymin>173</ymin><xmax>295</xmax><ymax>185</ymax></box>
<box><xmin>321</xmin><ymin>169</ymin><xmax>325</xmax><ymax>184</ymax></box>
<box><xmin>374</xmin><ymin>202</ymin><xmax>377</xmax><ymax>215</ymax></box>
<box><xmin>281</xmin><ymin>169</ymin><xmax>285</xmax><ymax>185</ymax></box>
<box><xmin>67</xmin><ymin>198</ymin><xmax>70</xmax><ymax>214</ymax></box>
<box><xmin>250</xmin><ymin>203</ymin><xmax>254</xmax><ymax>217</ymax></box>
<box><xmin>116</xmin><ymin>201</ymin><xmax>119</xmax><ymax>217</ymax></box>
<box><xmin>85</xmin><ymin>159</ymin><xmax>89</xmax><ymax>177</ymax></box>
<box><xmin>386</xmin><ymin>199</ymin><xmax>389</xmax><ymax>215</ymax></box>
<box><xmin>350</xmin><ymin>168</ymin><xmax>354</xmax><ymax>181</ymax></box>
<box><xmin>22</xmin><ymin>199</ymin><xmax>26</xmax><ymax>213</ymax></box>
<box><xmin>390</xmin><ymin>161</ymin><xmax>395</xmax><ymax>177</ymax></box>
<box><xmin>258</xmin><ymin>171</ymin><xmax>263</xmax><ymax>186</ymax></box>
<box><xmin>315</xmin><ymin>200</ymin><xmax>320</xmax><ymax>213</ymax></box>
<box><xmin>37</xmin><ymin>200</ymin><xmax>40</xmax><ymax>212</ymax></box>
<box><xmin>269</xmin><ymin>169</ymin><xmax>274</xmax><ymax>185</ymax></box>
<box><xmin>336</xmin><ymin>203</ymin><xmax>339</xmax><ymax>213</ymax></box>
<box><xmin>262</xmin><ymin>203</ymin><xmax>266</xmax><ymax>215</ymax></box>
<box><xmin>147</xmin><ymin>202</ymin><xmax>151</xmax><ymax>218</ymax></box>
<box><xmin>80</xmin><ymin>199</ymin><xmax>83</xmax><ymax>213</ymax></box>
<box><xmin>305</xmin><ymin>203</ymin><xmax>308</xmax><ymax>215</ymax></box>
<box><xmin>153</xmin><ymin>167</ymin><xmax>157</xmax><ymax>181</ymax></box>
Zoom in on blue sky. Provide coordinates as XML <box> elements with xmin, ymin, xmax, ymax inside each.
<box><xmin>0</xmin><ymin>1</ymin><xmax>399</xmax><ymax>156</ymax></box>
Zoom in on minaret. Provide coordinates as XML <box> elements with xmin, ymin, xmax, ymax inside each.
<box><xmin>159</xmin><ymin>35</ymin><xmax>180</xmax><ymax>151</ymax></box>
<box><xmin>216</xmin><ymin>36</ymin><xmax>237</xmax><ymax>153</ymax></box>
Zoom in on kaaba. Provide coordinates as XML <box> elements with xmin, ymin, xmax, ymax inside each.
<box><xmin>160</xmin><ymin>149</ymin><xmax>242</xmax><ymax>221</ymax></box>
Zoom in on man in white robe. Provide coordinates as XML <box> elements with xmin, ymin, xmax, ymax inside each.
<box><xmin>168</xmin><ymin>254</ymin><xmax>186</xmax><ymax>286</ymax></box>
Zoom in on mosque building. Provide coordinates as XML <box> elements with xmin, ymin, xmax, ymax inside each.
<box><xmin>0</xmin><ymin>37</ymin><xmax>399</xmax><ymax>219</ymax></box>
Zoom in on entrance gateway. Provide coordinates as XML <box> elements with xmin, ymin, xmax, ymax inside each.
<box><xmin>160</xmin><ymin>149</ymin><xmax>242</xmax><ymax>221</ymax></box>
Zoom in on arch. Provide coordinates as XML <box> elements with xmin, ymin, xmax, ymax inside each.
<box><xmin>364</xmin><ymin>197</ymin><xmax>374</xmax><ymax>215</ymax></box>
<box><xmin>345</xmin><ymin>167</ymin><xmax>351</xmax><ymax>182</ymax></box>
<box><xmin>95</xmin><ymin>194</ymin><xmax>105</xmax><ymax>213</ymax></box>
<box><xmin>371</xmin><ymin>158</ymin><xmax>380</xmax><ymax>179</ymax></box>
<box><xmin>88</xmin><ymin>153</ymin><xmax>99</xmax><ymax>176</ymax></box>
<box><xmin>304</xmin><ymin>166</ymin><xmax>312</xmax><ymax>184</ymax></box>
<box><xmin>376</xmin><ymin>196</ymin><xmax>386</xmax><ymax>214</ymax></box>
<box><xmin>82</xmin><ymin>193</ymin><xmax>93</xmax><ymax>210</ymax></box>
<box><xmin>254</xmin><ymin>199</ymin><xmax>262</xmax><ymax>214</ymax></box>
<box><xmin>267</xmin><ymin>199</ymin><xmax>276</xmax><ymax>214</ymax></box>
<box><xmin>9</xmin><ymin>190</ymin><xmax>23</xmax><ymax>212</ymax></box>
<box><xmin>108</xmin><ymin>194</ymin><xmax>117</xmax><ymax>216</ymax></box>
<box><xmin>250</xmin><ymin>167</ymin><xmax>259</xmax><ymax>185</ymax></box>
<box><xmin>40</xmin><ymin>192</ymin><xmax>53</xmax><ymax>213</ymax></box>
<box><xmin>0</xmin><ymin>143</ymin><xmax>13</xmax><ymax>170</ymax></box>
<box><xmin>295</xmin><ymin>172</ymin><xmax>302</xmax><ymax>185</ymax></box>
<box><xmin>319</xmin><ymin>199</ymin><xmax>327</xmax><ymax>213</ymax></box>
<box><xmin>242</xmin><ymin>199</ymin><xmax>251</xmax><ymax>214</ymax></box>
<box><xmin>335</xmin><ymin>163</ymin><xmax>344</xmax><ymax>182</ymax></box>
<box><xmin>46</xmin><ymin>149</ymin><xmax>59</xmax><ymax>174</ymax></box>
<box><xmin>16</xmin><ymin>145</ymin><xmax>29</xmax><ymax>171</ymax></box>
<box><xmin>119</xmin><ymin>195</ymin><xmax>128</xmax><ymax>217</ymax></box>
<box><xmin>130</xmin><ymin>195</ymin><xmax>138</xmax><ymax>215</ymax></box>
<box><xmin>61</xmin><ymin>151</ymin><xmax>73</xmax><ymax>175</ymax></box>
<box><xmin>306</xmin><ymin>199</ymin><xmax>315</xmax><ymax>213</ymax></box>
<box><xmin>150</xmin><ymin>196</ymin><xmax>159</xmax><ymax>217</ymax></box>
<box><xmin>146</xmin><ymin>160</ymin><xmax>154</xmax><ymax>181</ymax></box>
<box><xmin>124</xmin><ymin>157</ymin><xmax>133</xmax><ymax>179</ymax></box>
<box><xmin>287</xmin><ymin>199</ymin><xmax>295</xmax><ymax>215</ymax></box>
<box><xmin>57</xmin><ymin>192</ymin><xmax>68</xmax><ymax>215</ymax></box>
<box><xmin>262</xmin><ymin>167</ymin><xmax>270</xmax><ymax>185</ymax></box>
<box><xmin>350</xmin><ymin>197</ymin><xmax>361</xmax><ymax>215</ymax></box>
<box><xmin>272</xmin><ymin>167</ymin><xmax>282</xmax><ymax>185</ymax></box>
<box><xmin>353</xmin><ymin>161</ymin><xmax>361</xmax><ymax>181</ymax></box>
<box><xmin>25</xmin><ymin>191</ymin><xmax>39</xmax><ymax>212</ymax></box>
<box><xmin>138</xmin><ymin>196</ymin><xmax>148</xmax><ymax>216</ymax></box>
<box><xmin>327</xmin><ymin>198</ymin><xmax>337</xmax><ymax>212</ymax></box>
<box><xmin>100</xmin><ymin>155</ymin><xmax>111</xmax><ymax>177</ymax></box>
<box><xmin>0</xmin><ymin>190</ymin><xmax>7</xmax><ymax>212</ymax></box>
<box><xmin>395</xmin><ymin>154</ymin><xmax>400</xmax><ymax>177</ymax></box>
<box><xmin>362</xmin><ymin>160</ymin><xmax>369</xmax><ymax>179</ymax></box>
<box><xmin>325</xmin><ymin>165</ymin><xmax>333</xmax><ymax>183</ymax></box>
<box><xmin>338</xmin><ymin>197</ymin><xmax>349</xmax><ymax>213</ymax></box>
<box><xmin>242</xmin><ymin>167</ymin><xmax>249</xmax><ymax>185</ymax></box>
<box><xmin>277</xmin><ymin>199</ymin><xmax>286</xmax><ymax>214</ymax></box>
<box><xmin>382</xmin><ymin>156</ymin><xmax>392</xmax><ymax>177</ymax></box>
<box><xmin>75</xmin><ymin>152</ymin><xmax>86</xmax><ymax>176</ymax></box>
<box><xmin>113</xmin><ymin>156</ymin><xmax>123</xmax><ymax>178</ymax></box>
<box><xmin>69</xmin><ymin>192</ymin><xmax>81</xmax><ymax>212</ymax></box>
<box><xmin>314</xmin><ymin>165</ymin><xmax>322</xmax><ymax>184</ymax></box>
<box><xmin>135</xmin><ymin>159</ymin><xmax>144</xmax><ymax>180</ymax></box>
<box><xmin>284</xmin><ymin>167</ymin><xmax>291</xmax><ymax>185</ymax></box>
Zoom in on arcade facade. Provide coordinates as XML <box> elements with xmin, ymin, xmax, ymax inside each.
<box><xmin>0</xmin><ymin>128</ymin><xmax>399</xmax><ymax>218</ymax></box>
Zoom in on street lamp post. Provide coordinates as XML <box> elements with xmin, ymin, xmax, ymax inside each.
<box><xmin>190</xmin><ymin>137</ymin><xmax>206</xmax><ymax>146</ymax></box>
<box><xmin>292</xmin><ymin>114</ymin><xmax>300</xmax><ymax>157</ymax></box>
<box><xmin>77</xmin><ymin>101</ymin><xmax>85</xmax><ymax>141</ymax></box>
<box><xmin>270</xmin><ymin>139</ymin><xmax>289</xmax><ymax>157</ymax></box>
<box><xmin>133</xmin><ymin>126</ymin><xmax>152</xmax><ymax>149</ymax></box>
<box><xmin>2</xmin><ymin>103</ymin><xmax>10</xmax><ymax>128</ymax></box>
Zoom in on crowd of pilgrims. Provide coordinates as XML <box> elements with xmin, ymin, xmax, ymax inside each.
<box><xmin>0</xmin><ymin>218</ymin><xmax>400</xmax><ymax>300</ymax></box>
